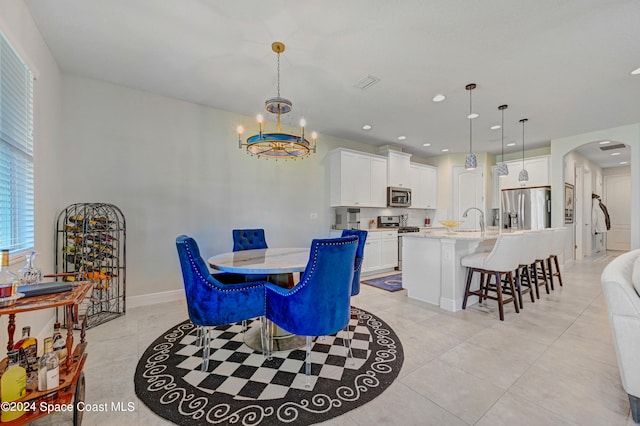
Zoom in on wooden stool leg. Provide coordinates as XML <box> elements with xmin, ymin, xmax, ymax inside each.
<box><xmin>514</xmin><ymin>268</ymin><xmax>524</xmax><ymax>309</ymax></box>
<box><xmin>547</xmin><ymin>258</ymin><xmax>555</xmax><ymax>290</ymax></box>
<box><xmin>524</xmin><ymin>265</ymin><xmax>535</xmax><ymax>303</ymax></box>
<box><xmin>531</xmin><ymin>262</ymin><xmax>540</xmax><ymax>299</ymax></box>
<box><xmin>508</xmin><ymin>272</ymin><xmax>520</xmax><ymax>313</ymax></box>
<box><xmin>462</xmin><ymin>268</ymin><xmax>474</xmax><ymax>309</ymax></box>
<box><xmin>540</xmin><ymin>260</ymin><xmax>550</xmax><ymax>294</ymax></box>
<box><xmin>553</xmin><ymin>255</ymin><xmax>563</xmax><ymax>286</ymax></box>
<box><xmin>494</xmin><ymin>271</ymin><xmax>505</xmax><ymax>321</ymax></box>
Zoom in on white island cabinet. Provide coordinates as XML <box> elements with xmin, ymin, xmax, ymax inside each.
<box><xmin>402</xmin><ymin>231</ymin><xmax>497</xmax><ymax>311</ymax></box>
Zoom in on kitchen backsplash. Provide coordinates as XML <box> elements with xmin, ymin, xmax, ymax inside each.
<box><xmin>332</xmin><ymin>207</ymin><xmax>449</xmax><ymax>229</ymax></box>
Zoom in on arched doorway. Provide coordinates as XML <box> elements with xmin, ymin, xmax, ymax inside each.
<box><xmin>550</xmin><ymin>124</ymin><xmax>639</xmax><ymax>262</ymax></box>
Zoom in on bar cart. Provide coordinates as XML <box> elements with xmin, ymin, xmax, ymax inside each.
<box><xmin>0</xmin><ymin>282</ymin><xmax>92</xmax><ymax>425</ymax></box>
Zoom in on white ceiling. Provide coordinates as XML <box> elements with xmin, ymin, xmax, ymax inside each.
<box><xmin>24</xmin><ymin>0</ymin><xmax>640</xmax><ymax>166</ymax></box>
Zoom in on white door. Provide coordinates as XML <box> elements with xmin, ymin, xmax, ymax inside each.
<box><xmin>452</xmin><ymin>165</ymin><xmax>484</xmax><ymax>230</ymax></box>
<box><xmin>575</xmin><ymin>167</ymin><xmax>583</xmax><ymax>260</ymax></box>
<box><xmin>583</xmin><ymin>169</ymin><xmax>592</xmax><ymax>257</ymax></box>
<box><xmin>605</xmin><ymin>173</ymin><xmax>631</xmax><ymax>251</ymax></box>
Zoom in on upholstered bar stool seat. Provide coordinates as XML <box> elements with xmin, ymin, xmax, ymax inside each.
<box><xmin>461</xmin><ymin>233</ymin><xmax>521</xmax><ymax>321</ymax></box>
<box><xmin>515</xmin><ymin>232</ymin><xmax>536</xmax><ymax>307</ymax></box>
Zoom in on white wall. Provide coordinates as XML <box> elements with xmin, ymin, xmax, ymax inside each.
<box><xmin>550</xmin><ymin>124</ymin><xmax>640</xmax><ymax>250</ymax></box>
<box><xmin>59</xmin><ymin>75</ymin><xmax>381</xmax><ymax>299</ymax></box>
<box><xmin>0</xmin><ymin>0</ymin><xmax>62</xmax><ymax>351</ymax></box>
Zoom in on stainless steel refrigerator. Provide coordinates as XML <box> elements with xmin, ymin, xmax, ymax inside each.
<box><xmin>502</xmin><ymin>187</ymin><xmax>551</xmax><ymax>230</ymax></box>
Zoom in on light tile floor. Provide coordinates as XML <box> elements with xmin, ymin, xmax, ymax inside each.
<box><xmin>33</xmin><ymin>251</ymin><xmax>637</xmax><ymax>425</ymax></box>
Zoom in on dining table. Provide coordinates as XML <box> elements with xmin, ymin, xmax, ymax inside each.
<box><xmin>207</xmin><ymin>247</ymin><xmax>310</xmax><ymax>352</ymax></box>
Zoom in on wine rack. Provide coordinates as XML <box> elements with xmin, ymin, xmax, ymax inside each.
<box><xmin>55</xmin><ymin>203</ymin><xmax>126</xmax><ymax>329</ymax></box>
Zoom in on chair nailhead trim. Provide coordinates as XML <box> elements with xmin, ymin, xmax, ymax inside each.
<box><xmin>179</xmin><ymin>240</ymin><xmax>263</xmax><ymax>292</ymax></box>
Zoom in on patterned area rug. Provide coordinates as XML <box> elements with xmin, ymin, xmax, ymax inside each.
<box><xmin>135</xmin><ymin>308</ymin><xmax>403</xmax><ymax>425</ymax></box>
<box><xmin>362</xmin><ymin>274</ymin><xmax>403</xmax><ymax>292</ymax></box>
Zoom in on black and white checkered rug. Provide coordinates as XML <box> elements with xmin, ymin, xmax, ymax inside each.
<box><xmin>135</xmin><ymin>307</ymin><xmax>403</xmax><ymax>425</ymax></box>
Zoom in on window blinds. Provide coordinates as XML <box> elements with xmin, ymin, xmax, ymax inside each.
<box><xmin>0</xmin><ymin>31</ymin><xmax>34</xmax><ymax>254</ymax></box>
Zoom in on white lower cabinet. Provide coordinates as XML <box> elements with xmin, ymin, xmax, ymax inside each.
<box><xmin>362</xmin><ymin>230</ymin><xmax>398</xmax><ymax>274</ymax></box>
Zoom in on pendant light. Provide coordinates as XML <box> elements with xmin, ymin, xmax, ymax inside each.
<box><xmin>518</xmin><ymin>118</ymin><xmax>529</xmax><ymax>182</ymax></box>
<box><xmin>497</xmin><ymin>105</ymin><xmax>509</xmax><ymax>177</ymax></box>
<box><xmin>464</xmin><ymin>83</ymin><xmax>478</xmax><ymax>170</ymax></box>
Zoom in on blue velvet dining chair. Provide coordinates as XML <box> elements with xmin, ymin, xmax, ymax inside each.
<box><xmin>231</xmin><ymin>228</ymin><xmax>270</xmax><ymax>283</ymax></box>
<box><xmin>176</xmin><ymin>235</ymin><xmax>268</xmax><ymax>371</ymax></box>
<box><xmin>265</xmin><ymin>235</ymin><xmax>358</xmax><ymax>387</ymax></box>
<box><xmin>341</xmin><ymin>229</ymin><xmax>368</xmax><ymax>322</ymax></box>
<box><xmin>233</xmin><ymin>229</ymin><xmax>268</xmax><ymax>251</ymax></box>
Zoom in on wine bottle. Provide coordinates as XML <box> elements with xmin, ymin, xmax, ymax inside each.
<box><xmin>13</xmin><ymin>326</ymin><xmax>38</xmax><ymax>387</ymax></box>
<box><xmin>0</xmin><ymin>249</ymin><xmax>19</xmax><ymax>297</ymax></box>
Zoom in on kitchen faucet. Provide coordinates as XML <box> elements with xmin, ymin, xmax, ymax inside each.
<box><xmin>462</xmin><ymin>207</ymin><xmax>485</xmax><ymax>233</ymax></box>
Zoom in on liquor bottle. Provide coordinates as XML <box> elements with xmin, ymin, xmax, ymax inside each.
<box><xmin>13</xmin><ymin>326</ymin><xmax>38</xmax><ymax>387</ymax></box>
<box><xmin>38</xmin><ymin>337</ymin><xmax>59</xmax><ymax>391</ymax></box>
<box><xmin>0</xmin><ymin>249</ymin><xmax>19</xmax><ymax>297</ymax></box>
<box><xmin>52</xmin><ymin>322</ymin><xmax>68</xmax><ymax>364</ymax></box>
<box><xmin>1</xmin><ymin>350</ymin><xmax>27</xmax><ymax>422</ymax></box>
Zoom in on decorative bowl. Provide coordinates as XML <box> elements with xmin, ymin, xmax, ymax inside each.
<box><xmin>439</xmin><ymin>220</ymin><xmax>462</xmax><ymax>234</ymax></box>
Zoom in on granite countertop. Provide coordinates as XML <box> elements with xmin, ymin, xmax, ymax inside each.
<box><xmin>403</xmin><ymin>230</ymin><xmax>500</xmax><ymax>240</ymax></box>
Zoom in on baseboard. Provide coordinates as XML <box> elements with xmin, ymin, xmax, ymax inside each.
<box><xmin>127</xmin><ymin>289</ymin><xmax>185</xmax><ymax>309</ymax></box>
<box><xmin>439</xmin><ymin>297</ymin><xmax>462</xmax><ymax>312</ymax></box>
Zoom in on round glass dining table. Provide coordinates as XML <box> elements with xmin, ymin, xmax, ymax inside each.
<box><xmin>207</xmin><ymin>247</ymin><xmax>310</xmax><ymax>351</ymax></box>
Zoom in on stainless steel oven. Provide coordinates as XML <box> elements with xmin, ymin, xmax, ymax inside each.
<box><xmin>387</xmin><ymin>187</ymin><xmax>412</xmax><ymax>208</ymax></box>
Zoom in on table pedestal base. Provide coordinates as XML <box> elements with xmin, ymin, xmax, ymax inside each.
<box><xmin>244</xmin><ymin>325</ymin><xmax>306</xmax><ymax>353</ymax></box>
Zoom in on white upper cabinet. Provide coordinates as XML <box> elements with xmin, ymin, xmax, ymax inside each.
<box><xmin>329</xmin><ymin>149</ymin><xmax>387</xmax><ymax>207</ymax></box>
<box><xmin>370</xmin><ymin>156</ymin><xmax>388</xmax><ymax>207</ymax></box>
<box><xmin>410</xmin><ymin>163</ymin><xmax>438</xmax><ymax>209</ymax></box>
<box><xmin>386</xmin><ymin>150</ymin><xmax>412</xmax><ymax>188</ymax></box>
<box><xmin>501</xmin><ymin>155</ymin><xmax>550</xmax><ymax>189</ymax></box>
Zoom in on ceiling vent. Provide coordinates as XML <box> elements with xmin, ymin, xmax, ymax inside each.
<box><xmin>354</xmin><ymin>75</ymin><xmax>381</xmax><ymax>90</ymax></box>
<box><xmin>599</xmin><ymin>143</ymin><xmax>626</xmax><ymax>151</ymax></box>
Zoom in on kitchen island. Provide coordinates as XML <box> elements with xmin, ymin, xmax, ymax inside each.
<box><xmin>402</xmin><ymin>230</ymin><xmax>499</xmax><ymax>312</ymax></box>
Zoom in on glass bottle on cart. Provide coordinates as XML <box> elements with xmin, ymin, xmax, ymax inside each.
<box><xmin>38</xmin><ymin>337</ymin><xmax>59</xmax><ymax>391</ymax></box>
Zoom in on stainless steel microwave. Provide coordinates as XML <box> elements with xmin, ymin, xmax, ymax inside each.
<box><xmin>387</xmin><ymin>187</ymin><xmax>411</xmax><ymax>207</ymax></box>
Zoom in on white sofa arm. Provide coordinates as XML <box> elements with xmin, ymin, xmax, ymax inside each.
<box><xmin>601</xmin><ymin>249</ymin><xmax>640</xmax><ymax>423</ymax></box>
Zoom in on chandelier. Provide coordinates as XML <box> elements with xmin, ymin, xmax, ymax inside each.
<box><xmin>237</xmin><ymin>42</ymin><xmax>317</xmax><ymax>160</ymax></box>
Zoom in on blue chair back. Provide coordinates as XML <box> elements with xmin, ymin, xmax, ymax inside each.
<box><xmin>341</xmin><ymin>229</ymin><xmax>368</xmax><ymax>296</ymax></box>
<box><xmin>266</xmin><ymin>236</ymin><xmax>358</xmax><ymax>337</ymax></box>
<box><xmin>176</xmin><ymin>235</ymin><xmax>265</xmax><ymax>326</ymax></box>
<box><xmin>233</xmin><ymin>229</ymin><xmax>268</xmax><ymax>252</ymax></box>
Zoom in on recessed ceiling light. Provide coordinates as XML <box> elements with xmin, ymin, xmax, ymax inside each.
<box><xmin>631</xmin><ymin>67</ymin><xmax>640</xmax><ymax>75</ymax></box>
<box><xmin>490</xmin><ymin>125</ymin><xmax>501</xmax><ymax>130</ymax></box>
<box><xmin>611</xmin><ymin>152</ymin><xmax>621</xmax><ymax>156</ymax></box>
<box><xmin>423</xmin><ymin>143</ymin><xmax>431</xmax><ymax>147</ymax></box>
<box><xmin>362</xmin><ymin>124</ymin><xmax>372</xmax><ymax>130</ymax></box>
<box><xmin>398</xmin><ymin>136</ymin><xmax>407</xmax><ymax>141</ymax></box>
<box><xmin>432</xmin><ymin>94</ymin><xmax>446</xmax><ymax>102</ymax></box>
<box><xmin>467</xmin><ymin>113</ymin><xmax>479</xmax><ymax>119</ymax></box>
<box><xmin>620</xmin><ymin>161</ymin><xmax>629</xmax><ymax>165</ymax></box>
<box><xmin>441</xmin><ymin>148</ymin><xmax>449</xmax><ymax>152</ymax></box>
<box><xmin>599</xmin><ymin>140</ymin><xmax>610</xmax><ymax>144</ymax></box>
<box><xmin>507</xmin><ymin>142</ymin><xmax>516</xmax><ymax>146</ymax></box>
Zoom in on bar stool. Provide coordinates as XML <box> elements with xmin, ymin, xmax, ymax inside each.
<box><xmin>530</xmin><ymin>230</ymin><xmax>552</xmax><ymax>298</ymax></box>
<box><xmin>461</xmin><ymin>233</ymin><xmax>521</xmax><ymax>321</ymax></box>
<box><xmin>547</xmin><ymin>228</ymin><xmax>565</xmax><ymax>289</ymax></box>
<box><xmin>515</xmin><ymin>232</ymin><xmax>536</xmax><ymax>307</ymax></box>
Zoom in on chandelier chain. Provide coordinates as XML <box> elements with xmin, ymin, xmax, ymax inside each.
<box><xmin>276</xmin><ymin>51</ymin><xmax>281</xmax><ymax>98</ymax></box>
